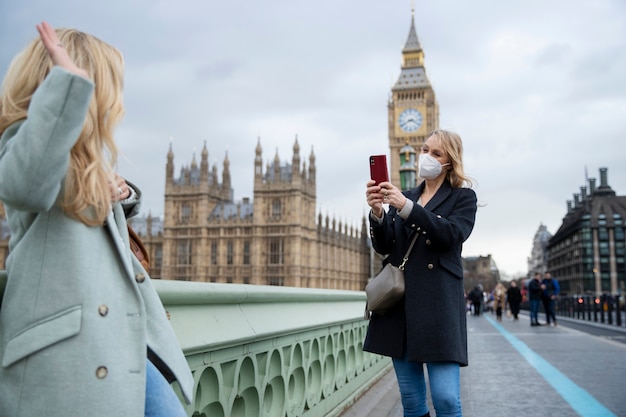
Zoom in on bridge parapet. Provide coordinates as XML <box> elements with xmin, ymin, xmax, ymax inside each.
<box><xmin>154</xmin><ymin>280</ymin><xmax>389</xmax><ymax>417</ymax></box>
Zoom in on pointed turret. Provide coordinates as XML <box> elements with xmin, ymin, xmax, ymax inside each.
<box><xmin>201</xmin><ymin>141</ymin><xmax>209</xmax><ymax>182</ymax></box>
<box><xmin>395</xmin><ymin>10</ymin><xmax>430</xmax><ymax>89</ymax></box>
<box><xmin>308</xmin><ymin>146</ymin><xmax>316</xmax><ymax>184</ymax></box>
<box><xmin>273</xmin><ymin>148</ymin><xmax>281</xmax><ymax>181</ymax></box>
<box><xmin>222</xmin><ymin>151</ymin><xmax>232</xmax><ymax>201</ymax></box>
<box><xmin>254</xmin><ymin>137</ymin><xmax>263</xmax><ymax>181</ymax></box>
<box><xmin>166</xmin><ymin>141</ymin><xmax>174</xmax><ymax>184</ymax></box>
<box><xmin>292</xmin><ymin>135</ymin><xmax>301</xmax><ymax>180</ymax></box>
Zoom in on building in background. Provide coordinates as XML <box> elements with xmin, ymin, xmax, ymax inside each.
<box><xmin>387</xmin><ymin>12</ymin><xmax>439</xmax><ymax>189</ymax></box>
<box><xmin>527</xmin><ymin>223</ymin><xmax>552</xmax><ymax>276</ymax></box>
<box><xmin>463</xmin><ymin>255</ymin><xmax>500</xmax><ymax>294</ymax></box>
<box><xmin>131</xmin><ymin>138</ymin><xmax>370</xmax><ymax>290</ymax></box>
<box><xmin>547</xmin><ymin>167</ymin><xmax>626</xmax><ymax>295</ymax></box>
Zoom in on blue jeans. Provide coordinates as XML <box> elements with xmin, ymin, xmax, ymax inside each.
<box><xmin>392</xmin><ymin>355</ymin><xmax>462</xmax><ymax>417</ymax></box>
<box><xmin>145</xmin><ymin>359</ymin><xmax>187</xmax><ymax>417</ymax></box>
<box><xmin>530</xmin><ymin>299</ymin><xmax>541</xmax><ymax>324</ymax></box>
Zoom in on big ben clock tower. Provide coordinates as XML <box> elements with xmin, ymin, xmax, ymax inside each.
<box><xmin>388</xmin><ymin>10</ymin><xmax>439</xmax><ymax>189</ymax></box>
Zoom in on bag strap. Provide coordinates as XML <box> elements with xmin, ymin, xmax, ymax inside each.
<box><xmin>398</xmin><ymin>232</ymin><xmax>419</xmax><ymax>271</ymax></box>
<box><xmin>128</xmin><ymin>224</ymin><xmax>150</xmax><ymax>272</ymax></box>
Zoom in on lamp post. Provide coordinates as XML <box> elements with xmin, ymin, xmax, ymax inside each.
<box><xmin>399</xmin><ymin>142</ymin><xmax>417</xmax><ymax>191</ymax></box>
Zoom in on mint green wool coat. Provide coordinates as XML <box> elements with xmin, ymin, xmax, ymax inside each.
<box><xmin>0</xmin><ymin>67</ymin><xmax>193</xmax><ymax>416</ymax></box>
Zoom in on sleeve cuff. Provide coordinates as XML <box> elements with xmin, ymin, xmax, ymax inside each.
<box><xmin>398</xmin><ymin>198</ymin><xmax>414</xmax><ymax>219</ymax></box>
<box><xmin>369</xmin><ymin>210</ymin><xmax>384</xmax><ymax>225</ymax></box>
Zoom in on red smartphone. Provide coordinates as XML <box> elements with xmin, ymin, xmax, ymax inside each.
<box><xmin>369</xmin><ymin>155</ymin><xmax>389</xmax><ymax>185</ymax></box>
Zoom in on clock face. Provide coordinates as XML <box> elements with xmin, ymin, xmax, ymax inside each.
<box><xmin>398</xmin><ymin>108</ymin><xmax>423</xmax><ymax>132</ymax></box>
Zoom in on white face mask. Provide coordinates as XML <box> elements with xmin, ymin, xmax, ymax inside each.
<box><xmin>418</xmin><ymin>153</ymin><xmax>450</xmax><ymax>180</ymax></box>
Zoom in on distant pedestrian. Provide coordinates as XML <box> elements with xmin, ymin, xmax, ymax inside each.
<box><xmin>493</xmin><ymin>283</ymin><xmax>506</xmax><ymax>321</ymax></box>
<box><xmin>506</xmin><ymin>280</ymin><xmax>523</xmax><ymax>320</ymax></box>
<box><xmin>528</xmin><ymin>273</ymin><xmax>543</xmax><ymax>326</ymax></box>
<box><xmin>541</xmin><ymin>272</ymin><xmax>560</xmax><ymax>326</ymax></box>
<box><xmin>468</xmin><ymin>285</ymin><xmax>483</xmax><ymax>316</ymax></box>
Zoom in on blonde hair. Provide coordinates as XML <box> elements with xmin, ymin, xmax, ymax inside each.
<box><xmin>0</xmin><ymin>28</ymin><xmax>125</xmax><ymax>225</ymax></box>
<box><xmin>426</xmin><ymin>129</ymin><xmax>473</xmax><ymax>188</ymax></box>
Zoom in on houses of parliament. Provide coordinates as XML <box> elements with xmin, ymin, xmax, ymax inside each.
<box><xmin>0</xmin><ymin>13</ymin><xmax>440</xmax><ymax>291</ymax></box>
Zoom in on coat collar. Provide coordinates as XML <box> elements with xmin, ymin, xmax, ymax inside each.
<box><xmin>405</xmin><ymin>180</ymin><xmax>453</xmax><ymax>211</ymax></box>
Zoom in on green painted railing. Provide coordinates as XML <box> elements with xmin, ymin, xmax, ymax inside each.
<box><xmin>0</xmin><ymin>273</ymin><xmax>391</xmax><ymax>417</ymax></box>
<box><xmin>155</xmin><ymin>280</ymin><xmax>391</xmax><ymax>417</ymax></box>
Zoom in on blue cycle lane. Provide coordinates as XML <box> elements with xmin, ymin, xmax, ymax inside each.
<box><xmin>462</xmin><ymin>313</ymin><xmax>625</xmax><ymax>417</ymax></box>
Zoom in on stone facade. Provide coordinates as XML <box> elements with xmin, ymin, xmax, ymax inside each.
<box><xmin>527</xmin><ymin>224</ymin><xmax>552</xmax><ymax>276</ymax></box>
<box><xmin>547</xmin><ymin>167</ymin><xmax>626</xmax><ymax>295</ymax></box>
<box><xmin>130</xmin><ymin>138</ymin><xmax>370</xmax><ymax>290</ymax></box>
<box><xmin>463</xmin><ymin>255</ymin><xmax>500</xmax><ymax>293</ymax></box>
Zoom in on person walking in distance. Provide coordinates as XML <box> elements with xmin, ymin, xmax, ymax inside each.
<box><xmin>541</xmin><ymin>272</ymin><xmax>560</xmax><ymax>326</ymax></box>
<box><xmin>468</xmin><ymin>285</ymin><xmax>483</xmax><ymax>316</ymax></box>
<box><xmin>528</xmin><ymin>273</ymin><xmax>543</xmax><ymax>326</ymax></box>
<box><xmin>364</xmin><ymin>129</ymin><xmax>477</xmax><ymax>417</ymax></box>
<box><xmin>493</xmin><ymin>282</ymin><xmax>506</xmax><ymax>322</ymax></box>
<box><xmin>506</xmin><ymin>280</ymin><xmax>523</xmax><ymax>320</ymax></box>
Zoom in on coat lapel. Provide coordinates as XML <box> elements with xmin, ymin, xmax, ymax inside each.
<box><xmin>424</xmin><ymin>181</ymin><xmax>452</xmax><ymax>212</ymax></box>
<box><xmin>105</xmin><ymin>204</ymin><xmax>134</xmax><ymax>278</ymax></box>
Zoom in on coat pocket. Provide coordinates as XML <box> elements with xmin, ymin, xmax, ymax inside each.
<box><xmin>439</xmin><ymin>256</ymin><xmax>463</xmax><ymax>279</ymax></box>
<box><xmin>2</xmin><ymin>305</ymin><xmax>82</xmax><ymax>367</ymax></box>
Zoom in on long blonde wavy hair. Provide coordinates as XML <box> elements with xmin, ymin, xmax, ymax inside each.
<box><xmin>426</xmin><ymin>129</ymin><xmax>473</xmax><ymax>188</ymax></box>
<box><xmin>0</xmin><ymin>28</ymin><xmax>124</xmax><ymax>226</ymax></box>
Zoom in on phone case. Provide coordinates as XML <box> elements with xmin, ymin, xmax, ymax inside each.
<box><xmin>369</xmin><ymin>155</ymin><xmax>389</xmax><ymax>185</ymax></box>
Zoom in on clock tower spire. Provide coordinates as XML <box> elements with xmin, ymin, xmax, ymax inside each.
<box><xmin>388</xmin><ymin>9</ymin><xmax>439</xmax><ymax>188</ymax></box>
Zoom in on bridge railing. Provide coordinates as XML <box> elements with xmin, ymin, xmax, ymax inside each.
<box><xmin>556</xmin><ymin>294</ymin><xmax>625</xmax><ymax>328</ymax></box>
<box><xmin>154</xmin><ymin>280</ymin><xmax>390</xmax><ymax>417</ymax></box>
<box><xmin>1</xmin><ymin>272</ymin><xmax>391</xmax><ymax>417</ymax></box>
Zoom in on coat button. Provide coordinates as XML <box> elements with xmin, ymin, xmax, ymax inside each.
<box><xmin>436</xmin><ymin>215</ymin><xmax>442</xmax><ymax>218</ymax></box>
<box><xmin>427</xmin><ymin>264</ymin><xmax>434</xmax><ymax>269</ymax></box>
<box><xmin>98</xmin><ymin>304</ymin><xmax>109</xmax><ymax>316</ymax></box>
<box><xmin>96</xmin><ymin>366</ymin><xmax>108</xmax><ymax>379</ymax></box>
<box><xmin>135</xmin><ymin>273</ymin><xmax>145</xmax><ymax>283</ymax></box>
<box><xmin>425</xmin><ymin>239</ymin><xmax>431</xmax><ymax>245</ymax></box>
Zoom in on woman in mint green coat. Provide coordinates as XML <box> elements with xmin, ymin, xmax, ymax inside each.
<box><xmin>0</xmin><ymin>23</ymin><xmax>193</xmax><ymax>416</ymax></box>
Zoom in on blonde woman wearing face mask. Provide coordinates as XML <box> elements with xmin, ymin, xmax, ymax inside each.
<box><xmin>0</xmin><ymin>22</ymin><xmax>193</xmax><ymax>417</ymax></box>
<box><xmin>364</xmin><ymin>129</ymin><xmax>477</xmax><ymax>417</ymax></box>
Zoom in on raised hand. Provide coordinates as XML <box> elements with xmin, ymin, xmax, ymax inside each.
<box><xmin>36</xmin><ymin>21</ymin><xmax>89</xmax><ymax>79</ymax></box>
<box><xmin>109</xmin><ymin>174</ymin><xmax>131</xmax><ymax>202</ymax></box>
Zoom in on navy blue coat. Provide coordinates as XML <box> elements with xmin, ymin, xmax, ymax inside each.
<box><xmin>363</xmin><ymin>181</ymin><xmax>477</xmax><ymax>366</ymax></box>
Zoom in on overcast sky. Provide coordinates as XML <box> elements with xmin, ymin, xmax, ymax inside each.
<box><xmin>2</xmin><ymin>0</ymin><xmax>625</xmax><ymax>278</ymax></box>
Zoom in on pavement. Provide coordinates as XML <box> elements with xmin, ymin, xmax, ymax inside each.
<box><xmin>341</xmin><ymin>312</ymin><xmax>626</xmax><ymax>417</ymax></box>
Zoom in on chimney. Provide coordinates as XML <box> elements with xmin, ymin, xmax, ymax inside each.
<box><xmin>599</xmin><ymin>167</ymin><xmax>608</xmax><ymax>188</ymax></box>
<box><xmin>595</xmin><ymin>167</ymin><xmax>616</xmax><ymax>196</ymax></box>
<box><xmin>567</xmin><ymin>200</ymin><xmax>572</xmax><ymax>213</ymax></box>
<box><xmin>574</xmin><ymin>193</ymin><xmax>580</xmax><ymax>207</ymax></box>
<box><xmin>580</xmin><ymin>186</ymin><xmax>587</xmax><ymax>201</ymax></box>
<box><xmin>589</xmin><ymin>178</ymin><xmax>597</xmax><ymax>194</ymax></box>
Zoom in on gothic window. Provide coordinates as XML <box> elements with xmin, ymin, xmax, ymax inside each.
<box><xmin>181</xmin><ymin>203</ymin><xmax>191</xmax><ymax>223</ymax></box>
<box><xmin>154</xmin><ymin>246</ymin><xmax>162</xmax><ymax>269</ymax></box>
<box><xmin>269</xmin><ymin>276</ymin><xmax>285</xmax><ymax>286</ymax></box>
<box><xmin>177</xmin><ymin>240</ymin><xmax>192</xmax><ymax>265</ymax></box>
<box><xmin>271</xmin><ymin>199</ymin><xmax>282</xmax><ymax>219</ymax></box>
<box><xmin>243</xmin><ymin>240</ymin><xmax>250</xmax><ymax>264</ymax></box>
<box><xmin>211</xmin><ymin>241</ymin><xmax>218</xmax><ymax>265</ymax></box>
<box><xmin>269</xmin><ymin>238</ymin><xmax>284</xmax><ymax>264</ymax></box>
<box><xmin>227</xmin><ymin>241</ymin><xmax>234</xmax><ymax>265</ymax></box>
